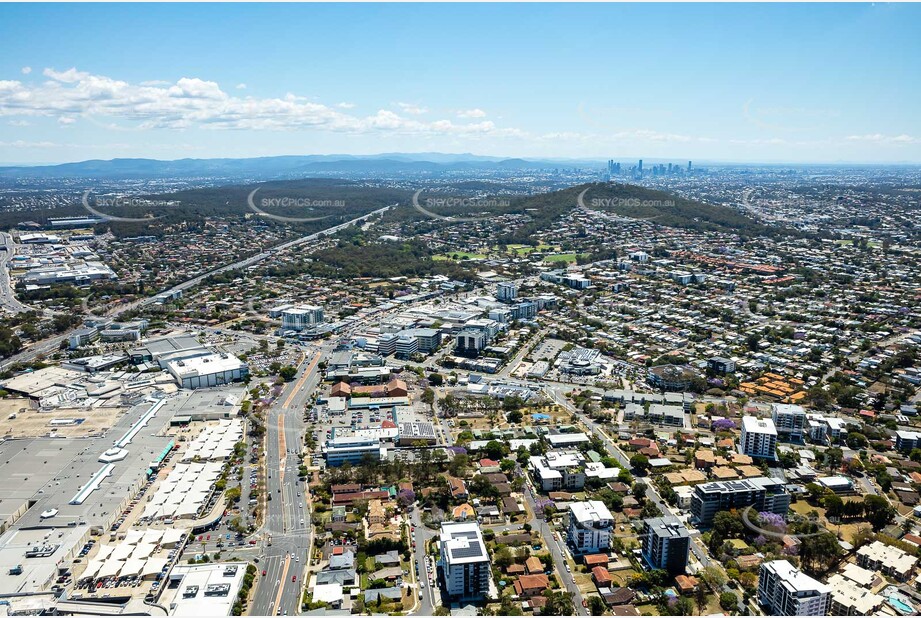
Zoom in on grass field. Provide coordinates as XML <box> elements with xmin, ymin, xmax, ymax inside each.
<box><xmin>500</xmin><ymin>243</ymin><xmax>558</xmax><ymax>255</ymax></box>
<box><xmin>433</xmin><ymin>251</ymin><xmax>487</xmax><ymax>261</ymax></box>
<box><xmin>543</xmin><ymin>252</ymin><xmax>588</xmax><ymax>263</ymax></box>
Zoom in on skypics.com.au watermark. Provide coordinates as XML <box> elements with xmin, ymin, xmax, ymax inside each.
<box><xmin>411</xmin><ymin>190</ymin><xmax>510</xmax><ymax>223</ymax></box>
<box><xmin>590</xmin><ymin>197</ymin><xmax>675</xmax><ymax>209</ymax></box>
<box><xmin>81</xmin><ymin>190</ymin><xmax>170</xmax><ymax>222</ymax></box>
<box><xmin>246</xmin><ymin>188</ymin><xmax>335</xmax><ymax>223</ymax></box>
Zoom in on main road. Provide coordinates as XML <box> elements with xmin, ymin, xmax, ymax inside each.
<box><xmin>249</xmin><ymin>348</ymin><xmax>325</xmax><ymax>616</ymax></box>
<box><xmin>0</xmin><ymin>232</ymin><xmax>27</xmax><ymax>314</ymax></box>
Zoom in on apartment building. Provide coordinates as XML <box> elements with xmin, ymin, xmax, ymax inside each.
<box><xmin>567</xmin><ymin>501</ymin><xmax>613</xmax><ymax>555</ymax></box>
<box><xmin>528</xmin><ymin>452</ymin><xmax>586</xmax><ymax>491</ymax></box>
<box><xmin>740</xmin><ymin>416</ymin><xmax>778</xmax><ymax>459</ymax></box>
<box><xmin>758</xmin><ymin>560</ymin><xmax>830</xmax><ymax>616</ymax></box>
<box><xmin>281</xmin><ymin>305</ymin><xmax>324</xmax><ymax>331</ymax></box>
<box><xmin>440</xmin><ymin>522</ymin><xmax>490</xmax><ymax>599</ymax></box>
<box><xmin>641</xmin><ymin>517</ymin><xmax>690</xmax><ymax>575</ymax></box>
<box><xmin>691</xmin><ymin>477</ymin><xmax>790</xmax><ymax>527</ymax></box>
<box><xmin>772</xmin><ymin>404</ymin><xmax>806</xmax><ymax>442</ymax></box>
<box><xmin>856</xmin><ymin>540</ymin><xmax>918</xmax><ymax>581</ymax></box>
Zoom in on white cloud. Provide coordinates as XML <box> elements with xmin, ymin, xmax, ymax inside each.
<box><xmin>457</xmin><ymin>108</ymin><xmax>487</xmax><ymax>119</ymax></box>
<box><xmin>396</xmin><ymin>102</ymin><xmax>428</xmax><ymax>115</ymax></box>
<box><xmin>8</xmin><ymin>119</ymin><xmax>29</xmax><ymax>127</ymax></box>
<box><xmin>236</xmin><ymin>83</ymin><xmax>247</xmax><ymax>90</ymax></box>
<box><xmin>21</xmin><ymin>67</ymin><xmax>31</xmax><ymax>75</ymax></box>
<box><xmin>58</xmin><ymin>116</ymin><xmax>76</xmax><ymax>126</ymax></box>
<box><xmin>0</xmin><ymin>67</ymin><xmax>518</xmax><ymax>139</ymax></box>
<box><xmin>0</xmin><ymin>140</ymin><xmax>58</xmax><ymax>148</ymax></box>
<box><xmin>846</xmin><ymin>133</ymin><xmax>919</xmax><ymax>144</ymax></box>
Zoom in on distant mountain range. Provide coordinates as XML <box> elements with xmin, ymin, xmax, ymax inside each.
<box><xmin>0</xmin><ymin>153</ymin><xmax>606</xmax><ymax>180</ymax></box>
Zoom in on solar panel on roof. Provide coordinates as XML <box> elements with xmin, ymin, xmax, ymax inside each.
<box><xmin>451</xmin><ymin>545</ymin><xmax>484</xmax><ymax>559</ymax></box>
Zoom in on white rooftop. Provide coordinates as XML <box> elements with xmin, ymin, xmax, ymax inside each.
<box><xmin>742</xmin><ymin>415</ymin><xmax>778</xmax><ymax>435</ymax></box>
<box><xmin>569</xmin><ymin>500</ymin><xmax>613</xmax><ymax>524</ymax></box>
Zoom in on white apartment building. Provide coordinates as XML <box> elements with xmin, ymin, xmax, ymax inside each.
<box><xmin>772</xmin><ymin>403</ymin><xmax>806</xmax><ymax>442</ymax></box>
<box><xmin>281</xmin><ymin>305</ymin><xmax>324</xmax><ymax>331</ymax></box>
<box><xmin>740</xmin><ymin>416</ymin><xmax>778</xmax><ymax>459</ymax></box>
<box><xmin>758</xmin><ymin>560</ymin><xmax>830</xmax><ymax>616</ymax></box>
<box><xmin>439</xmin><ymin>522</ymin><xmax>490</xmax><ymax>599</ymax></box>
<box><xmin>856</xmin><ymin>540</ymin><xmax>918</xmax><ymax>581</ymax></box>
<box><xmin>567</xmin><ymin>501</ymin><xmax>613</xmax><ymax>555</ymax></box>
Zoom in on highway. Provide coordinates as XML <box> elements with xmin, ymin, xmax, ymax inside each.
<box><xmin>250</xmin><ymin>349</ymin><xmax>324</xmax><ymax>617</ymax></box>
<box><xmin>0</xmin><ymin>206</ymin><xmax>390</xmax><ymax>372</ymax></box>
<box><xmin>0</xmin><ymin>232</ymin><xmax>27</xmax><ymax>314</ymax></box>
<box><xmin>132</xmin><ymin>205</ymin><xmax>393</xmax><ymax>313</ymax></box>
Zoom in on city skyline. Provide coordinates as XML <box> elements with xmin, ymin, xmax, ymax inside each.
<box><xmin>1</xmin><ymin>3</ymin><xmax>921</xmax><ymax>164</ymax></box>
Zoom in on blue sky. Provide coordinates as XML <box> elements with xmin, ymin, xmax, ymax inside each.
<box><xmin>1</xmin><ymin>3</ymin><xmax>920</xmax><ymax>164</ymax></box>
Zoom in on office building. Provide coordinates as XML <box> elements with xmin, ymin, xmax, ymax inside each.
<box><xmin>567</xmin><ymin>501</ymin><xmax>613</xmax><ymax>555</ymax></box>
<box><xmin>394</xmin><ymin>335</ymin><xmax>419</xmax><ymax>359</ymax></box>
<box><xmin>440</xmin><ymin>522</ymin><xmax>490</xmax><ymax>599</ymax></box>
<box><xmin>455</xmin><ymin>328</ymin><xmax>488</xmax><ymax>357</ymax></box>
<box><xmin>325</xmin><ymin>436</ymin><xmax>384</xmax><ymax>467</ymax></box>
<box><xmin>740</xmin><ymin>416</ymin><xmax>778</xmax><ymax>459</ymax></box>
<box><xmin>377</xmin><ymin>333</ymin><xmax>399</xmax><ymax>357</ymax></box>
<box><xmin>772</xmin><ymin>404</ymin><xmax>806</xmax><ymax>442</ymax></box>
<box><xmin>641</xmin><ymin>517</ymin><xmax>690</xmax><ymax>575</ymax></box>
<box><xmin>496</xmin><ymin>282</ymin><xmax>517</xmax><ymax>303</ymax></box>
<box><xmin>691</xmin><ymin>477</ymin><xmax>790</xmax><ymax>527</ymax></box>
<box><xmin>758</xmin><ymin>560</ymin><xmax>830</xmax><ymax>616</ymax></box>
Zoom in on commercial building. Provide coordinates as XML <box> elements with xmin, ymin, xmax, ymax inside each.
<box><xmin>439</xmin><ymin>522</ymin><xmax>490</xmax><ymax>599</ymax></box>
<box><xmin>166</xmin><ymin>353</ymin><xmax>249</xmax><ymax>389</ymax></box>
<box><xmin>740</xmin><ymin>416</ymin><xmax>778</xmax><ymax>459</ymax></box>
<box><xmin>20</xmin><ymin>261</ymin><xmax>116</xmax><ymax>286</ymax></box>
<box><xmin>647</xmin><ymin>364</ymin><xmax>700</xmax><ymax>391</ymax></box>
<box><xmin>68</xmin><ymin>327</ymin><xmax>99</xmax><ymax>349</ymax></box>
<box><xmin>691</xmin><ymin>477</ymin><xmax>790</xmax><ymax>527</ymax></box>
<box><xmin>772</xmin><ymin>404</ymin><xmax>807</xmax><ymax>442</ymax></box>
<box><xmin>641</xmin><ymin>517</ymin><xmax>690</xmax><ymax>575</ymax></box>
<box><xmin>398</xmin><ymin>422</ymin><xmax>437</xmax><ymax>446</ymax></box>
<box><xmin>758</xmin><ymin>560</ymin><xmax>830</xmax><ymax>616</ymax></box>
<box><xmin>567</xmin><ymin>501</ymin><xmax>613</xmax><ymax>555</ymax></box>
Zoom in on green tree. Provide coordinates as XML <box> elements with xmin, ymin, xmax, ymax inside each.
<box><xmin>863</xmin><ymin>495</ymin><xmax>896</xmax><ymax>531</ymax></box>
<box><xmin>629</xmin><ymin>453</ymin><xmax>650</xmax><ymax>474</ymax></box>
<box><xmin>673</xmin><ymin>596</ymin><xmax>694</xmax><ymax>616</ymax></box>
<box><xmin>587</xmin><ymin>596</ymin><xmax>606</xmax><ymax>616</ymax></box>
<box><xmin>279</xmin><ymin>365</ymin><xmax>297</xmax><ymax>381</ymax></box>
<box><xmin>719</xmin><ymin>591</ymin><xmax>739</xmax><ymax>612</ymax></box>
